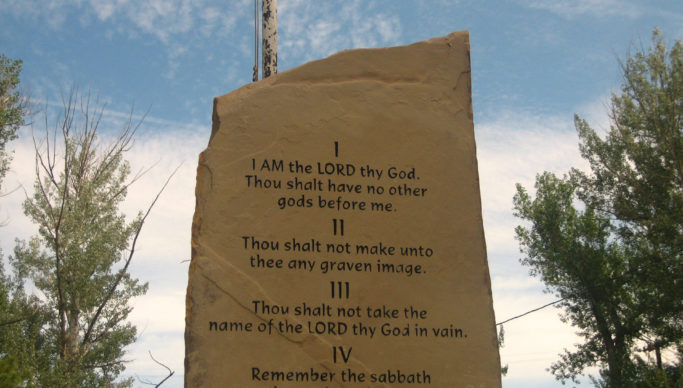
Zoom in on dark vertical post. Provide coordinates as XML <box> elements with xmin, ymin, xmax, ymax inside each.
<box><xmin>262</xmin><ymin>0</ymin><xmax>277</xmax><ymax>78</ymax></box>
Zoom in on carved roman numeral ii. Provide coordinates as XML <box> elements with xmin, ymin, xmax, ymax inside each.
<box><xmin>333</xmin><ymin>218</ymin><xmax>344</xmax><ymax>236</ymax></box>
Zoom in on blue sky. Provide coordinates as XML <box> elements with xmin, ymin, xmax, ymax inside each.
<box><xmin>1</xmin><ymin>1</ymin><xmax>681</xmax><ymax>387</ymax></box>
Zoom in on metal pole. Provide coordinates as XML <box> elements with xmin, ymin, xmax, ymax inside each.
<box><xmin>252</xmin><ymin>0</ymin><xmax>259</xmax><ymax>82</ymax></box>
<box><xmin>262</xmin><ymin>0</ymin><xmax>277</xmax><ymax>78</ymax></box>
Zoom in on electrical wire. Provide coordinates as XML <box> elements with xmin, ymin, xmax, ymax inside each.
<box><xmin>496</xmin><ymin>298</ymin><xmax>565</xmax><ymax>326</ymax></box>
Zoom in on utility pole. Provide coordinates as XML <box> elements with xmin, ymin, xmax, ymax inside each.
<box><xmin>262</xmin><ymin>0</ymin><xmax>277</xmax><ymax>78</ymax></box>
<box><xmin>252</xmin><ymin>0</ymin><xmax>259</xmax><ymax>82</ymax></box>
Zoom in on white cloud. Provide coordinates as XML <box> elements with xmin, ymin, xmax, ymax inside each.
<box><xmin>496</xmin><ymin>295</ymin><xmax>576</xmax><ymax>378</ymax></box>
<box><xmin>2</xmin><ymin>0</ymin><xmax>249</xmax><ymax>68</ymax></box>
<box><xmin>475</xmin><ymin>110</ymin><xmax>588</xmax><ymax>258</ymax></box>
<box><xmin>199</xmin><ymin>6</ymin><xmax>223</xmax><ymax>38</ymax></box>
<box><xmin>115</xmin><ymin>121</ymin><xmax>206</xmax><ymax>388</ymax></box>
<box><xmin>492</xmin><ymin>276</ymin><xmax>543</xmax><ymax>293</ymax></box>
<box><xmin>279</xmin><ymin>0</ymin><xmax>403</xmax><ymax>63</ymax></box>
<box><xmin>126</xmin><ymin>332</ymin><xmax>185</xmax><ymax>387</ymax></box>
<box><xmin>477</xmin><ymin>113</ymin><xmax>581</xmax><ymax>211</ymax></box>
<box><xmin>308</xmin><ymin>20</ymin><xmax>343</xmax><ymax>55</ymax></box>
<box><xmin>90</xmin><ymin>0</ymin><xmax>120</xmax><ymax>21</ymax></box>
<box><xmin>575</xmin><ymin>93</ymin><xmax>612</xmax><ymax>133</ymax></box>
<box><xmin>125</xmin><ymin>288</ymin><xmax>187</xmax><ymax>386</ymax></box>
<box><xmin>521</xmin><ymin>0</ymin><xmax>644</xmax><ymax>19</ymax></box>
<box><xmin>375</xmin><ymin>14</ymin><xmax>402</xmax><ymax>43</ymax></box>
<box><xmin>0</xmin><ymin>132</ymin><xmax>41</xmax><ymax>244</ymax></box>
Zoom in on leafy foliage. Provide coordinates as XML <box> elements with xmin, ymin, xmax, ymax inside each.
<box><xmin>0</xmin><ymin>261</ymin><xmax>47</xmax><ymax>387</ymax></box>
<box><xmin>0</xmin><ymin>54</ymin><xmax>27</xmax><ymax>188</ymax></box>
<box><xmin>0</xmin><ymin>357</ymin><xmax>26</xmax><ymax>388</ymax></box>
<box><xmin>0</xmin><ymin>53</ymin><xmax>41</xmax><ymax>387</ymax></box>
<box><xmin>514</xmin><ymin>30</ymin><xmax>682</xmax><ymax>387</ymax></box>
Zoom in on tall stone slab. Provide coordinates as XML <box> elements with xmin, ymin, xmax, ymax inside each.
<box><xmin>186</xmin><ymin>31</ymin><xmax>501</xmax><ymax>387</ymax></box>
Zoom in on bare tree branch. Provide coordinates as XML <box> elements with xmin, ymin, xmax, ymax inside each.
<box><xmin>138</xmin><ymin>351</ymin><xmax>174</xmax><ymax>387</ymax></box>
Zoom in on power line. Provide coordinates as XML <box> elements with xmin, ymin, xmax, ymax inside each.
<box><xmin>496</xmin><ymin>298</ymin><xmax>565</xmax><ymax>326</ymax></box>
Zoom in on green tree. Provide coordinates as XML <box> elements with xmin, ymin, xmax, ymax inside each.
<box><xmin>514</xmin><ymin>30</ymin><xmax>682</xmax><ymax>387</ymax></box>
<box><xmin>0</xmin><ymin>53</ymin><xmax>35</xmax><ymax>386</ymax></box>
<box><xmin>574</xmin><ymin>30</ymin><xmax>682</xmax><ymax>363</ymax></box>
<box><xmin>1</xmin><ymin>90</ymin><xmax>168</xmax><ymax>387</ymax></box>
<box><xmin>0</xmin><ymin>54</ymin><xmax>27</xmax><ymax>188</ymax></box>
<box><xmin>0</xmin><ymin>259</ymin><xmax>47</xmax><ymax>387</ymax></box>
<box><xmin>514</xmin><ymin>173</ymin><xmax>640</xmax><ymax>386</ymax></box>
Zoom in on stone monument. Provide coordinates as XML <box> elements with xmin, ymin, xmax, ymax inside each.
<box><xmin>185</xmin><ymin>31</ymin><xmax>502</xmax><ymax>387</ymax></box>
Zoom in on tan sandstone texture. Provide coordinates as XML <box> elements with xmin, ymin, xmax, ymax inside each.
<box><xmin>186</xmin><ymin>31</ymin><xmax>501</xmax><ymax>387</ymax></box>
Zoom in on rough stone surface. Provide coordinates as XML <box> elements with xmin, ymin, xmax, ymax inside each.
<box><xmin>186</xmin><ymin>31</ymin><xmax>501</xmax><ymax>387</ymax></box>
